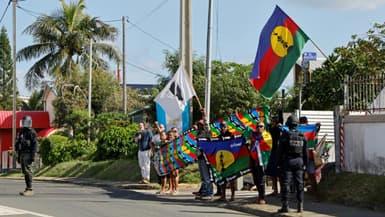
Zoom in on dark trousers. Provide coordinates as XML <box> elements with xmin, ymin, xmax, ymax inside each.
<box><xmin>20</xmin><ymin>153</ymin><xmax>33</xmax><ymax>190</ymax></box>
<box><xmin>281</xmin><ymin>158</ymin><xmax>304</xmax><ymax>205</ymax></box>
<box><xmin>251</xmin><ymin>165</ymin><xmax>266</xmax><ymax>199</ymax></box>
<box><xmin>197</xmin><ymin>155</ymin><xmax>213</xmax><ymax>196</ymax></box>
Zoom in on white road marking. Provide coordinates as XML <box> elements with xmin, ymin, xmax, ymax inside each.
<box><xmin>0</xmin><ymin>205</ymin><xmax>55</xmax><ymax>217</ymax></box>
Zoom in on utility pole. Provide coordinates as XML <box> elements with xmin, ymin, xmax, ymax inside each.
<box><xmin>204</xmin><ymin>0</ymin><xmax>213</xmax><ymax>123</ymax></box>
<box><xmin>11</xmin><ymin>0</ymin><xmax>17</xmax><ymax>168</ymax></box>
<box><xmin>180</xmin><ymin>0</ymin><xmax>192</xmax><ymax>81</ymax></box>
<box><xmin>122</xmin><ymin>16</ymin><xmax>127</xmax><ymax>113</ymax></box>
<box><xmin>180</xmin><ymin>0</ymin><xmax>192</xmax><ymax>124</ymax></box>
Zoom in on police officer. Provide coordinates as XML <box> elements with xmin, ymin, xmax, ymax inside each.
<box><xmin>277</xmin><ymin>115</ymin><xmax>308</xmax><ymax>213</ymax></box>
<box><xmin>15</xmin><ymin>115</ymin><xmax>38</xmax><ymax>196</ymax></box>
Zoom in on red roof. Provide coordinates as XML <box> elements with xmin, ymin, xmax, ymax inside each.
<box><xmin>37</xmin><ymin>128</ymin><xmax>57</xmax><ymax>138</ymax></box>
<box><xmin>0</xmin><ymin>111</ymin><xmax>51</xmax><ymax>129</ymax></box>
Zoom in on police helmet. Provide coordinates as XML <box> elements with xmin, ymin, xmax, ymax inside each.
<box><xmin>21</xmin><ymin>115</ymin><xmax>32</xmax><ymax>128</ymax></box>
<box><xmin>285</xmin><ymin>115</ymin><xmax>298</xmax><ymax>128</ymax></box>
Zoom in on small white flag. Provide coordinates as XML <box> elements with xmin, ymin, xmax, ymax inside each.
<box><xmin>154</xmin><ymin>65</ymin><xmax>196</xmax><ymax>119</ymax></box>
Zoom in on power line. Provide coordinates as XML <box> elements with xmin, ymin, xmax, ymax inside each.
<box><xmin>17</xmin><ymin>5</ymin><xmax>45</xmax><ymax>18</ymax></box>
<box><xmin>103</xmin><ymin>19</ymin><xmax>121</xmax><ymax>23</ymax></box>
<box><xmin>127</xmin><ymin>19</ymin><xmax>177</xmax><ymax>51</ymax></box>
<box><xmin>105</xmin><ymin>0</ymin><xmax>169</xmax><ymax>26</ymax></box>
<box><xmin>125</xmin><ymin>60</ymin><xmax>164</xmax><ymax>77</ymax></box>
<box><xmin>0</xmin><ymin>0</ymin><xmax>11</xmax><ymax>25</ymax></box>
<box><xmin>132</xmin><ymin>0</ymin><xmax>169</xmax><ymax>27</ymax></box>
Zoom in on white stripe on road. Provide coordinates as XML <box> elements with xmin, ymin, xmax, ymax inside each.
<box><xmin>0</xmin><ymin>205</ymin><xmax>54</xmax><ymax>217</ymax></box>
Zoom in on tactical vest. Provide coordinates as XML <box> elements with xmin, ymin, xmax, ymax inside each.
<box><xmin>17</xmin><ymin>128</ymin><xmax>36</xmax><ymax>153</ymax></box>
<box><xmin>288</xmin><ymin>131</ymin><xmax>304</xmax><ymax>156</ymax></box>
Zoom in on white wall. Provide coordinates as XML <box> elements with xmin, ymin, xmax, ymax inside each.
<box><xmin>343</xmin><ymin>115</ymin><xmax>385</xmax><ymax>175</ymax></box>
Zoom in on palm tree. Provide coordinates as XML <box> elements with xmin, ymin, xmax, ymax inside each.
<box><xmin>17</xmin><ymin>0</ymin><xmax>121</xmax><ymax>90</ymax></box>
<box><xmin>20</xmin><ymin>90</ymin><xmax>44</xmax><ymax>111</ymax></box>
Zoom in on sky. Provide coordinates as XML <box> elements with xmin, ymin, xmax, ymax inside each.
<box><xmin>1</xmin><ymin>0</ymin><xmax>384</xmax><ymax>96</ymax></box>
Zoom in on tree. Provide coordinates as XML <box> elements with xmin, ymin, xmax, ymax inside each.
<box><xmin>21</xmin><ymin>90</ymin><xmax>44</xmax><ymax>111</ymax></box>
<box><xmin>302</xmin><ymin>23</ymin><xmax>385</xmax><ymax>110</ymax></box>
<box><xmin>0</xmin><ymin>26</ymin><xmax>14</xmax><ymax>110</ymax></box>
<box><xmin>16</xmin><ymin>0</ymin><xmax>121</xmax><ymax>90</ymax></box>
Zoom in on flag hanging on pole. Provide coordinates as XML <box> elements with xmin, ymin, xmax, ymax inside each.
<box><xmin>249</xmin><ymin>5</ymin><xmax>309</xmax><ymax>98</ymax></box>
<box><xmin>154</xmin><ymin>65</ymin><xmax>196</xmax><ymax>119</ymax></box>
<box><xmin>155</xmin><ymin>102</ymin><xmax>191</xmax><ymax>132</ymax></box>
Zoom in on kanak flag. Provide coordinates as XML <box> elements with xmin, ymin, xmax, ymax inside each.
<box><xmin>250</xmin><ymin>5</ymin><xmax>309</xmax><ymax>98</ymax></box>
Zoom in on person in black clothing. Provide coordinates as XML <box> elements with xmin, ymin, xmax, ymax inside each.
<box><xmin>15</xmin><ymin>115</ymin><xmax>38</xmax><ymax>196</ymax></box>
<box><xmin>249</xmin><ymin>121</ymin><xmax>268</xmax><ymax>205</ymax></box>
<box><xmin>265</xmin><ymin>114</ymin><xmax>283</xmax><ymax>196</ymax></box>
<box><xmin>194</xmin><ymin>108</ymin><xmax>214</xmax><ymax>200</ymax></box>
<box><xmin>277</xmin><ymin>115</ymin><xmax>308</xmax><ymax>213</ymax></box>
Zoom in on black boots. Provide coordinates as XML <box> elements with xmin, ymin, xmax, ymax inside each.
<box><xmin>278</xmin><ymin>203</ymin><xmax>303</xmax><ymax>213</ymax></box>
<box><xmin>297</xmin><ymin>202</ymin><xmax>303</xmax><ymax>213</ymax></box>
<box><xmin>278</xmin><ymin>205</ymin><xmax>289</xmax><ymax>213</ymax></box>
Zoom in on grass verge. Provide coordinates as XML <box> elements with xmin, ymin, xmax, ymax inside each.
<box><xmin>318</xmin><ymin>171</ymin><xmax>385</xmax><ymax>212</ymax></box>
<box><xmin>32</xmin><ymin>159</ymin><xmax>201</xmax><ymax>184</ymax></box>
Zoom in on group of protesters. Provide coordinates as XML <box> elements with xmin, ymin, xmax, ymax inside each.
<box><xmin>134</xmin><ymin>107</ymin><xmax>321</xmax><ymax>213</ymax></box>
<box><xmin>134</xmin><ymin>122</ymin><xmax>181</xmax><ymax>195</ymax></box>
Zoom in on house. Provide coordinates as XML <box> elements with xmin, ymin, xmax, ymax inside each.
<box><xmin>0</xmin><ymin>111</ymin><xmax>56</xmax><ymax>171</ymax></box>
<box><xmin>0</xmin><ymin>82</ymin><xmax>57</xmax><ymax>171</ymax></box>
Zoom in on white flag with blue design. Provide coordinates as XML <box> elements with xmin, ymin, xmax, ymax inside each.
<box><xmin>154</xmin><ymin>65</ymin><xmax>196</xmax><ymax>119</ymax></box>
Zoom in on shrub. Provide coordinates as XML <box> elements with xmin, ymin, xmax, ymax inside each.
<box><xmin>39</xmin><ymin>135</ymin><xmax>72</xmax><ymax>165</ymax></box>
<box><xmin>68</xmin><ymin>139</ymin><xmax>97</xmax><ymax>160</ymax></box>
<box><xmin>95</xmin><ymin>124</ymin><xmax>138</xmax><ymax>160</ymax></box>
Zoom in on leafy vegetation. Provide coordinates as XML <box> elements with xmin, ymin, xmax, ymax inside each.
<box><xmin>39</xmin><ymin>135</ymin><xmax>96</xmax><ymax>165</ymax></box>
<box><xmin>0</xmin><ymin>27</ymin><xmax>15</xmax><ymax>109</ymax></box>
<box><xmin>16</xmin><ymin>0</ymin><xmax>121</xmax><ymax>90</ymax></box>
<box><xmin>95</xmin><ymin>124</ymin><xmax>138</xmax><ymax>160</ymax></box>
<box><xmin>39</xmin><ymin>135</ymin><xmax>72</xmax><ymax>165</ymax></box>
<box><xmin>301</xmin><ymin>23</ymin><xmax>385</xmax><ymax>110</ymax></box>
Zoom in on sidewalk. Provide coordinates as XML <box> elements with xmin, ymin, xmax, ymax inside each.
<box><xmin>37</xmin><ymin>177</ymin><xmax>385</xmax><ymax>217</ymax></box>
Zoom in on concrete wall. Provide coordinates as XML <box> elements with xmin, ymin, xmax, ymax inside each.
<box><xmin>343</xmin><ymin>115</ymin><xmax>385</xmax><ymax>175</ymax></box>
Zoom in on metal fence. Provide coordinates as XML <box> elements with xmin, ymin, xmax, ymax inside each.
<box><xmin>344</xmin><ymin>73</ymin><xmax>385</xmax><ymax>113</ymax></box>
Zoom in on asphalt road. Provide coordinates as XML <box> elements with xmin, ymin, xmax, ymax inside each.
<box><xmin>0</xmin><ymin>179</ymin><xmax>253</xmax><ymax>217</ymax></box>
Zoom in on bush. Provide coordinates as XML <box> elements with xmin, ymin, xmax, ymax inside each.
<box><xmin>95</xmin><ymin>124</ymin><xmax>138</xmax><ymax>160</ymax></box>
<box><xmin>68</xmin><ymin>139</ymin><xmax>97</xmax><ymax>160</ymax></box>
<box><xmin>39</xmin><ymin>135</ymin><xmax>72</xmax><ymax>165</ymax></box>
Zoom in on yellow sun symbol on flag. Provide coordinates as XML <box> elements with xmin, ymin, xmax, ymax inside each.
<box><xmin>270</xmin><ymin>26</ymin><xmax>294</xmax><ymax>57</ymax></box>
<box><xmin>215</xmin><ymin>150</ymin><xmax>235</xmax><ymax>172</ymax></box>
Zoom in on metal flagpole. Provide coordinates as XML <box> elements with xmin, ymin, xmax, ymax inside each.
<box><xmin>88</xmin><ymin>40</ymin><xmax>92</xmax><ymax>143</ymax></box>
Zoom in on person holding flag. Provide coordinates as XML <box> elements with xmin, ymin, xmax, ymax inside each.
<box><xmin>134</xmin><ymin>122</ymin><xmax>153</xmax><ymax>184</ymax></box>
<box><xmin>194</xmin><ymin>108</ymin><xmax>214</xmax><ymax>200</ymax></box>
<box><xmin>216</xmin><ymin>122</ymin><xmax>236</xmax><ymax>202</ymax></box>
<box><xmin>249</xmin><ymin>121</ymin><xmax>269</xmax><ymax>205</ymax></box>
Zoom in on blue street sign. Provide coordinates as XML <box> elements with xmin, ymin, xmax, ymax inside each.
<box><xmin>303</xmin><ymin>52</ymin><xmax>317</xmax><ymax>61</ymax></box>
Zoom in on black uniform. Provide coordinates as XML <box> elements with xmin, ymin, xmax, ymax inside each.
<box><xmin>16</xmin><ymin>127</ymin><xmax>38</xmax><ymax>192</ymax></box>
<box><xmin>278</xmin><ymin>116</ymin><xmax>308</xmax><ymax>213</ymax></box>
